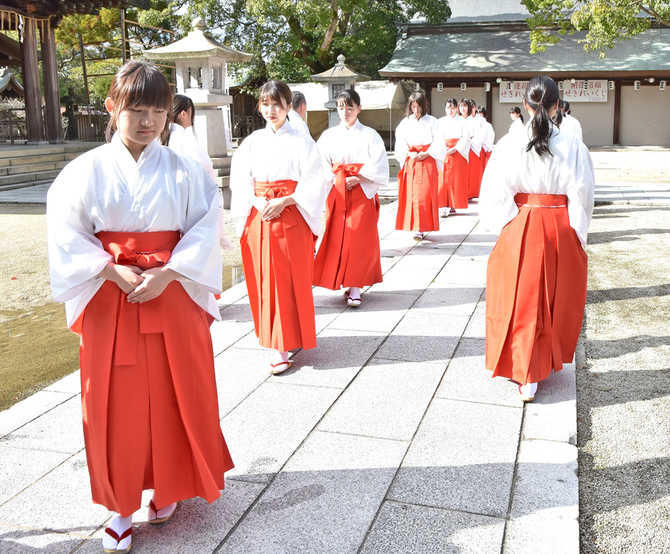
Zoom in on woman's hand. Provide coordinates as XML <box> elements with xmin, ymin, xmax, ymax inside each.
<box><xmin>126</xmin><ymin>267</ymin><xmax>178</xmax><ymax>303</ymax></box>
<box><xmin>261</xmin><ymin>196</ymin><xmax>296</xmax><ymax>221</ymax></box>
<box><xmin>345</xmin><ymin>176</ymin><xmax>361</xmax><ymax>191</ymax></box>
<box><xmin>99</xmin><ymin>263</ymin><xmax>144</xmax><ymax>294</ymax></box>
<box><xmin>446</xmin><ymin>147</ymin><xmax>458</xmax><ymax>156</ymax></box>
<box><xmin>414</xmin><ymin>151</ymin><xmax>430</xmax><ymax>161</ymax></box>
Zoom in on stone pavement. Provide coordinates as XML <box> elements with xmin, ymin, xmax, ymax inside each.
<box><xmin>0</xmin><ymin>193</ymin><xmax>581</xmax><ymax>554</ymax></box>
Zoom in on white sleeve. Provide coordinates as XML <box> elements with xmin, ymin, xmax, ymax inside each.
<box><xmin>166</xmin><ymin>159</ymin><xmax>222</xmax><ymax>293</ymax></box>
<box><xmin>394</xmin><ymin>119</ymin><xmax>409</xmax><ymax>165</ymax></box>
<box><xmin>359</xmin><ymin>129</ymin><xmax>389</xmax><ymax>199</ymax></box>
<box><xmin>230</xmin><ymin>135</ymin><xmax>261</xmax><ymax>236</ymax></box>
<box><xmin>292</xmin><ymin>133</ymin><xmax>329</xmax><ymax>232</ymax></box>
<box><xmin>478</xmin><ymin>135</ymin><xmax>520</xmax><ymax>233</ymax></box>
<box><xmin>566</xmin><ymin>140</ymin><xmax>595</xmax><ymax>247</ymax></box>
<box><xmin>47</xmin><ymin>160</ymin><xmax>113</xmax><ymax>304</ymax></box>
<box><xmin>427</xmin><ymin>117</ymin><xmax>446</xmax><ymax>171</ymax></box>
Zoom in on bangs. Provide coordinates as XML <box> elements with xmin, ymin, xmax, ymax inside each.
<box><xmin>110</xmin><ymin>62</ymin><xmax>172</xmax><ymax>112</ymax></box>
<box><xmin>336</xmin><ymin>89</ymin><xmax>360</xmax><ymax>108</ymax></box>
<box><xmin>258</xmin><ymin>80</ymin><xmax>292</xmax><ymax>111</ymax></box>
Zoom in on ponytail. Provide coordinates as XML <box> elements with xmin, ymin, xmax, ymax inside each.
<box><xmin>523</xmin><ymin>76</ymin><xmax>559</xmax><ymax>156</ymax></box>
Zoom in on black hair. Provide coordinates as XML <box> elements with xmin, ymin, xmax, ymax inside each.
<box><xmin>172</xmin><ymin>94</ymin><xmax>194</xmax><ymax>126</ymax></box>
<box><xmin>458</xmin><ymin>98</ymin><xmax>472</xmax><ymax>117</ymax></box>
<box><xmin>510</xmin><ymin>106</ymin><xmax>524</xmax><ymax>123</ymax></box>
<box><xmin>552</xmin><ymin>109</ymin><xmax>563</xmax><ymax>128</ymax></box>
<box><xmin>524</xmin><ymin>76</ymin><xmax>560</xmax><ymax>156</ymax></box>
<box><xmin>257</xmin><ymin>80</ymin><xmax>293</xmax><ymax>113</ymax></box>
<box><xmin>406</xmin><ymin>92</ymin><xmax>428</xmax><ymax>119</ymax></box>
<box><xmin>336</xmin><ymin>89</ymin><xmax>361</xmax><ymax>108</ymax></box>
<box><xmin>477</xmin><ymin>105</ymin><xmax>487</xmax><ymax>117</ymax></box>
<box><xmin>105</xmin><ymin>60</ymin><xmax>172</xmax><ymax>143</ymax></box>
<box><xmin>563</xmin><ymin>100</ymin><xmax>571</xmax><ymax>114</ymax></box>
<box><xmin>445</xmin><ymin>97</ymin><xmax>458</xmax><ymax>107</ymax></box>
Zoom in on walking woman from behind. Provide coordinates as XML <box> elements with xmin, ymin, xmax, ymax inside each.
<box><xmin>480</xmin><ymin>76</ymin><xmax>594</xmax><ymax>402</ymax></box>
<box><xmin>313</xmin><ymin>89</ymin><xmax>389</xmax><ymax>307</ymax></box>
<box><xmin>47</xmin><ymin>61</ymin><xmax>234</xmax><ymax>553</ymax></box>
<box><xmin>230</xmin><ymin>80</ymin><xmax>328</xmax><ymax>374</ymax></box>
<box><xmin>394</xmin><ymin>91</ymin><xmax>445</xmax><ymax>241</ymax></box>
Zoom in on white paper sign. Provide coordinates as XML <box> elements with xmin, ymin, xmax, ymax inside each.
<box><xmin>499</xmin><ymin>81</ymin><xmax>528</xmax><ymax>103</ymax></box>
<box><xmin>563</xmin><ymin>80</ymin><xmax>608</xmax><ymax>102</ymax></box>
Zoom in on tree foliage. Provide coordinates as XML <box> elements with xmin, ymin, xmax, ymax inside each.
<box><xmin>522</xmin><ymin>0</ymin><xmax>670</xmax><ymax>57</ymax></box>
<box><xmin>171</xmin><ymin>0</ymin><xmax>451</xmax><ymax>83</ymax></box>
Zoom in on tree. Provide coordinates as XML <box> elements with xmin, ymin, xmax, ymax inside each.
<box><xmin>522</xmin><ymin>0</ymin><xmax>670</xmax><ymax>57</ymax></box>
<box><xmin>171</xmin><ymin>0</ymin><xmax>451</xmax><ymax>84</ymax></box>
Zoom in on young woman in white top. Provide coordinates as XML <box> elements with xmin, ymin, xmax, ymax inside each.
<box><xmin>480</xmin><ymin>76</ymin><xmax>594</xmax><ymax>402</ymax></box>
<box><xmin>394</xmin><ymin>92</ymin><xmax>445</xmax><ymax>241</ymax></box>
<box><xmin>437</xmin><ymin>97</ymin><xmax>470</xmax><ymax>215</ymax></box>
<box><xmin>230</xmin><ymin>80</ymin><xmax>328</xmax><ymax>374</ymax></box>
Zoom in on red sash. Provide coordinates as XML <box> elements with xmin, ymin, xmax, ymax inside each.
<box><xmin>395</xmin><ymin>145</ymin><xmax>439</xmax><ymax>232</ymax></box>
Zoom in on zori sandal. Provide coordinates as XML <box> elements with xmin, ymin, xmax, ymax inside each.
<box><xmin>103</xmin><ymin>526</ymin><xmax>132</xmax><ymax>553</ymax></box>
<box><xmin>148</xmin><ymin>499</ymin><xmax>177</xmax><ymax>525</ymax></box>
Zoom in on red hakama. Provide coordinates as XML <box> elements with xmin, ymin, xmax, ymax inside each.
<box><xmin>485</xmin><ymin>194</ymin><xmax>588</xmax><ymax>385</ymax></box>
<box><xmin>395</xmin><ymin>145</ymin><xmax>440</xmax><ymax>232</ymax></box>
<box><xmin>240</xmin><ymin>180</ymin><xmax>317</xmax><ymax>352</ymax></box>
<box><xmin>74</xmin><ymin>231</ymin><xmax>233</xmax><ymax>518</ymax></box>
<box><xmin>468</xmin><ymin>150</ymin><xmax>482</xmax><ymax>199</ymax></box>
<box><xmin>314</xmin><ymin>163</ymin><xmax>382</xmax><ymax>289</ymax></box>
<box><xmin>439</xmin><ymin>139</ymin><xmax>469</xmax><ymax>209</ymax></box>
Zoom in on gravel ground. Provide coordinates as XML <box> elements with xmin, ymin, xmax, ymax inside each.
<box><xmin>578</xmin><ymin>204</ymin><xmax>670</xmax><ymax>553</ymax></box>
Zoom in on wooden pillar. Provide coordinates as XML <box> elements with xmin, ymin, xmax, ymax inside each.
<box><xmin>20</xmin><ymin>17</ymin><xmax>45</xmax><ymax>143</ymax></box>
<box><xmin>486</xmin><ymin>86</ymin><xmax>493</xmax><ymax>122</ymax></box>
<box><xmin>613</xmin><ymin>80</ymin><xmax>621</xmax><ymax>145</ymax></box>
<box><xmin>425</xmin><ymin>82</ymin><xmax>432</xmax><ymax>112</ymax></box>
<box><xmin>41</xmin><ymin>20</ymin><xmax>63</xmax><ymax>143</ymax></box>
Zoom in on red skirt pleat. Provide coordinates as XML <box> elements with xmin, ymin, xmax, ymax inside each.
<box><xmin>74</xmin><ymin>231</ymin><xmax>233</xmax><ymax>517</ymax></box>
<box><xmin>485</xmin><ymin>194</ymin><xmax>588</xmax><ymax>385</ymax></box>
<box><xmin>439</xmin><ymin>139</ymin><xmax>469</xmax><ymax>209</ymax></box>
<box><xmin>395</xmin><ymin>156</ymin><xmax>440</xmax><ymax>232</ymax></box>
<box><xmin>468</xmin><ymin>150</ymin><xmax>482</xmax><ymax>198</ymax></box>
<box><xmin>313</xmin><ymin>185</ymin><xmax>382</xmax><ymax>289</ymax></box>
<box><xmin>241</xmin><ymin>205</ymin><xmax>317</xmax><ymax>352</ymax></box>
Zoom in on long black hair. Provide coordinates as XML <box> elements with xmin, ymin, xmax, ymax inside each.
<box><xmin>510</xmin><ymin>106</ymin><xmax>524</xmax><ymax>123</ymax></box>
<box><xmin>524</xmin><ymin>76</ymin><xmax>559</xmax><ymax>156</ymax></box>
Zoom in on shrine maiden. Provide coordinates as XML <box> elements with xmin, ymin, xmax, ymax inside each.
<box><xmin>394</xmin><ymin>92</ymin><xmax>446</xmax><ymax>241</ymax></box>
<box><xmin>477</xmin><ymin>106</ymin><xmax>495</xmax><ymax>170</ymax></box>
<box><xmin>230</xmin><ymin>80</ymin><xmax>328</xmax><ymax>375</ymax></box>
<box><xmin>47</xmin><ymin>61</ymin><xmax>234</xmax><ymax>554</ymax></box>
<box><xmin>480</xmin><ymin>76</ymin><xmax>594</xmax><ymax>402</ymax></box>
<box><xmin>313</xmin><ymin>89</ymin><xmax>389</xmax><ymax>307</ymax></box>
<box><xmin>437</xmin><ymin>97</ymin><xmax>470</xmax><ymax>214</ymax></box>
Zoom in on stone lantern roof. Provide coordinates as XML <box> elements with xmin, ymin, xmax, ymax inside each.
<box><xmin>144</xmin><ymin>17</ymin><xmax>252</xmax><ymax>63</ymax></box>
<box><xmin>312</xmin><ymin>54</ymin><xmax>370</xmax><ymax>81</ymax></box>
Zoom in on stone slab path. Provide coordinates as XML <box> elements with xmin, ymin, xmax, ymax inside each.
<box><xmin>0</xmin><ymin>198</ymin><xmax>579</xmax><ymax>554</ymax></box>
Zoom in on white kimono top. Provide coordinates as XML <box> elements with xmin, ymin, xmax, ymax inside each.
<box><xmin>287</xmin><ymin>109</ymin><xmax>310</xmax><ymax>136</ymax></box>
<box><xmin>479</xmin><ymin>125</ymin><xmax>595</xmax><ymax>248</ymax></box>
<box><xmin>480</xmin><ymin>120</ymin><xmax>495</xmax><ymax>153</ymax></box>
<box><xmin>561</xmin><ymin>114</ymin><xmax>584</xmax><ymax>143</ymax></box>
<box><xmin>509</xmin><ymin>117</ymin><xmax>525</xmax><ymax>136</ymax></box>
<box><xmin>437</xmin><ymin>114</ymin><xmax>470</xmax><ymax>161</ymax></box>
<box><xmin>395</xmin><ymin>114</ymin><xmax>446</xmax><ymax>172</ymax></box>
<box><xmin>316</xmin><ymin>119</ymin><xmax>389</xmax><ymax>199</ymax></box>
<box><xmin>468</xmin><ymin>114</ymin><xmax>484</xmax><ymax>156</ymax></box>
<box><xmin>230</xmin><ymin>121</ymin><xmax>328</xmax><ymax>236</ymax></box>
<box><xmin>47</xmin><ymin>133</ymin><xmax>223</xmax><ymax>327</ymax></box>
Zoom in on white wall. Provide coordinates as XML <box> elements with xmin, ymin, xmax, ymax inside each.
<box><xmin>620</xmin><ymin>85</ymin><xmax>670</xmax><ymax>147</ymax></box>
<box><xmin>567</xmin><ymin>94</ymin><xmax>615</xmax><ymax>147</ymax></box>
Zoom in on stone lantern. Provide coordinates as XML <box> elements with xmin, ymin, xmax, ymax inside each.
<box><xmin>311</xmin><ymin>54</ymin><xmax>370</xmax><ymax>128</ymax></box>
<box><xmin>145</xmin><ymin>17</ymin><xmax>252</xmax><ymax>205</ymax></box>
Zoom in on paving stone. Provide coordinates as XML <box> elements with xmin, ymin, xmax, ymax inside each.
<box><xmin>313</xmin><ymin>286</ymin><xmax>352</xmax><ymax>309</ymax></box>
<box><xmin>318</xmin><ymin>358</ymin><xmax>444</xmax><ymax>441</ymax></box>
<box><xmin>434</xmin><ymin>258</ymin><xmax>488</xmax><ymax>286</ymax></box>
<box><xmin>393</xmin><ymin>247</ymin><xmax>455</xmax><ymax>270</ymax></box>
<box><xmin>216</xmin><ymin>281</ymin><xmax>249</xmax><ymax>309</ymax></box>
<box><xmin>0</xmin><ymin>390</ymin><xmax>75</xmax><ymax>438</ymax></box>
<box><xmin>214</xmin><ymin>347</ymin><xmax>272</xmax><ymax>418</ymax></box>
<box><xmin>436</xmin><ymin>338</ymin><xmax>521</xmax><ymax>408</ymax></box>
<box><xmin>375</xmin><ymin>312</ymin><xmax>469</xmax><ymax>364</ymax></box>
<box><xmin>74</xmin><ymin>480</ymin><xmax>265</xmax><ymax>554</ymax></box>
<box><xmin>367</xmin><ymin>267</ymin><xmax>439</xmax><ymax>295</ymax></box>
<box><xmin>268</xmin><ymin>328</ymin><xmax>385</xmax><ymax>389</ymax></box>
<box><xmin>523</xmin><ymin>364</ymin><xmax>577</xmax><ymax>445</ymax></box>
<box><xmin>43</xmin><ymin>370</ymin><xmax>81</xmax><ymax>394</ymax></box>
<box><xmin>0</xmin><ymin>395</ymin><xmax>84</xmax><ymax>454</ymax></box>
<box><xmin>221</xmin><ymin>383</ymin><xmax>341</xmax><ymax>483</ymax></box>
<box><xmin>463</xmin><ymin>299</ymin><xmax>486</xmax><ymax>339</ymax></box>
<box><xmin>412</xmin><ymin>283</ymin><xmax>483</xmax><ymax>316</ymax></box>
<box><xmin>0</xmin><ymin>446</ymin><xmax>71</xmax><ymax>506</ymax></box>
<box><xmin>360</xmin><ymin>501</ymin><xmax>505</xmax><ymax>554</ymax></box>
<box><xmin>452</xmin><ymin>243</ymin><xmax>494</xmax><ymax>260</ymax></box>
<box><xmin>388</xmin><ymin>398</ymin><xmax>522</xmax><ymax>517</ymax></box>
<box><xmin>327</xmin><ymin>292</ymin><xmax>416</xmax><ymax>334</ymax></box>
<box><xmin>505</xmin><ymin>440</ymin><xmax>579</xmax><ymax>554</ymax></box>
<box><xmin>219</xmin><ymin>431</ymin><xmax>407</xmax><ymax>554</ymax></box>
<box><xmin>210</xmin><ymin>301</ymin><xmax>256</xmax><ymax>355</ymax></box>
<box><xmin>0</xmin><ymin>451</ymin><xmax>110</xmax><ymax>533</ymax></box>
<box><xmin>0</xmin><ymin>525</ymin><xmax>84</xmax><ymax>553</ymax></box>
